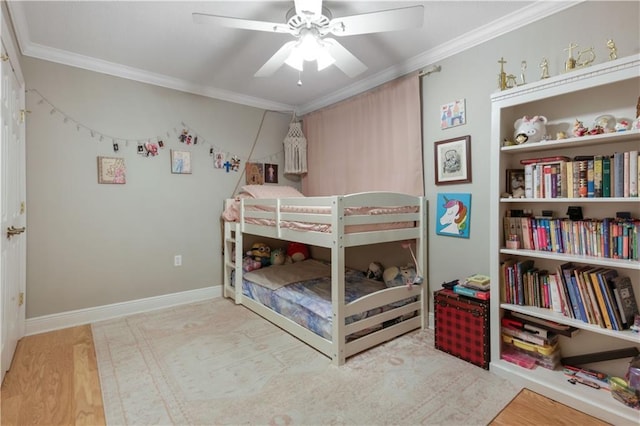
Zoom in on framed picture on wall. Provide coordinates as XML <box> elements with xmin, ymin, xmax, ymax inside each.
<box><xmin>440</xmin><ymin>99</ymin><xmax>466</xmax><ymax>129</ymax></box>
<box><xmin>264</xmin><ymin>163</ymin><xmax>278</xmax><ymax>183</ymax></box>
<box><xmin>171</xmin><ymin>150</ymin><xmax>192</xmax><ymax>174</ymax></box>
<box><xmin>97</xmin><ymin>156</ymin><xmax>126</xmax><ymax>184</ymax></box>
<box><xmin>435</xmin><ymin>192</ymin><xmax>471</xmax><ymax>238</ymax></box>
<box><xmin>434</xmin><ymin>135</ymin><xmax>471</xmax><ymax>185</ymax></box>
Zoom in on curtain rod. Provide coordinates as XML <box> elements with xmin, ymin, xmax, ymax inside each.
<box><xmin>418</xmin><ymin>65</ymin><xmax>442</xmax><ymax>77</ymax></box>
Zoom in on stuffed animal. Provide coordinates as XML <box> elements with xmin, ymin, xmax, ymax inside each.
<box><xmin>270</xmin><ymin>248</ymin><xmax>287</xmax><ymax>266</ymax></box>
<box><xmin>383</xmin><ymin>264</ymin><xmax>419</xmax><ymax>288</ymax></box>
<box><xmin>366</xmin><ymin>261</ymin><xmax>384</xmax><ymax>281</ymax></box>
<box><xmin>248</xmin><ymin>242</ymin><xmax>271</xmax><ymax>267</ymax></box>
<box><xmin>287</xmin><ymin>242</ymin><xmax>309</xmax><ymax>262</ymax></box>
<box><xmin>514</xmin><ymin>115</ymin><xmax>547</xmax><ymax>144</ymax></box>
<box><xmin>242</xmin><ymin>256</ymin><xmax>262</xmax><ymax>272</ymax></box>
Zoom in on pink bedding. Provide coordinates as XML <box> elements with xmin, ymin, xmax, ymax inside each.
<box><xmin>222</xmin><ymin>186</ymin><xmax>417</xmax><ymax>233</ymax></box>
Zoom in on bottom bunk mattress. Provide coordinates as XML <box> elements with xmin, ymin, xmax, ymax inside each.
<box><xmin>236</xmin><ymin>259</ymin><xmax>417</xmax><ymax>340</ymax></box>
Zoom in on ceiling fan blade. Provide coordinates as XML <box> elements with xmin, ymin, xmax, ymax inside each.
<box><xmin>193</xmin><ymin>13</ymin><xmax>290</xmax><ymax>34</ymax></box>
<box><xmin>323</xmin><ymin>38</ymin><xmax>367</xmax><ymax>78</ymax></box>
<box><xmin>329</xmin><ymin>6</ymin><xmax>424</xmax><ymax>36</ymax></box>
<box><xmin>294</xmin><ymin>0</ymin><xmax>322</xmax><ymax>19</ymax></box>
<box><xmin>254</xmin><ymin>41</ymin><xmax>298</xmax><ymax>77</ymax></box>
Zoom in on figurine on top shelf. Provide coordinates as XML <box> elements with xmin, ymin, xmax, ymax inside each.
<box><xmin>573</xmin><ymin>119</ymin><xmax>588</xmax><ymax>137</ymax></box>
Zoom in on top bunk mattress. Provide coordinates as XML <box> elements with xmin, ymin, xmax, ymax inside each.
<box><xmin>222</xmin><ymin>185</ymin><xmax>422</xmax><ymax>234</ymax></box>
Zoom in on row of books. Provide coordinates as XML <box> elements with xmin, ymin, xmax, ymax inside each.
<box><xmin>519</xmin><ymin>151</ymin><xmax>639</xmax><ymax>199</ymax></box>
<box><xmin>500</xmin><ymin>259</ymin><xmax>639</xmax><ymax>331</ymax></box>
<box><xmin>503</xmin><ymin>216</ymin><xmax>639</xmax><ymax>261</ymax></box>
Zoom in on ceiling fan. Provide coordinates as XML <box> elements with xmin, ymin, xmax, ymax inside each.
<box><xmin>193</xmin><ymin>0</ymin><xmax>424</xmax><ymax>78</ymax></box>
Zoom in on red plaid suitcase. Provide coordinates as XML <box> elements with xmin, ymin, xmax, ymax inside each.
<box><xmin>434</xmin><ymin>289</ymin><xmax>490</xmax><ymax>369</ymax></box>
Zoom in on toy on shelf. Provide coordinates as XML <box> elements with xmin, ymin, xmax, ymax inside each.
<box><xmin>514</xmin><ymin>115</ymin><xmax>548</xmax><ymax>144</ymax></box>
<box><xmin>572</xmin><ymin>119</ymin><xmax>588</xmax><ymax>137</ymax></box>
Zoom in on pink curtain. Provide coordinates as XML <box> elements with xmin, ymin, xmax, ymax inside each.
<box><xmin>302</xmin><ymin>73</ymin><xmax>423</xmax><ymax>196</ymax></box>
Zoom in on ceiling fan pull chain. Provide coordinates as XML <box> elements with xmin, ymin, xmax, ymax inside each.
<box><xmin>297</xmin><ymin>71</ymin><xmax>302</xmax><ymax>87</ymax></box>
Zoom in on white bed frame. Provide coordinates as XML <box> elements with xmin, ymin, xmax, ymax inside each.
<box><xmin>222</xmin><ymin>192</ymin><xmax>428</xmax><ymax>365</ymax></box>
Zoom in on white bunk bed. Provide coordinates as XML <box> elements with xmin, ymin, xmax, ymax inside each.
<box><xmin>222</xmin><ymin>190</ymin><xmax>428</xmax><ymax>365</ymax></box>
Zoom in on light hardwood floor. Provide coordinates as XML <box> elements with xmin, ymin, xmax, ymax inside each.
<box><xmin>1</xmin><ymin>325</ymin><xmax>609</xmax><ymax>426</ymax></box>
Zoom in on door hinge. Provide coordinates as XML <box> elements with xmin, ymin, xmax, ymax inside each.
<box><xmin>20</xmin><ymin>201</ymin><xmax>25</xmax><ymax>214</ymax></box>
<box><xmin>20</xmin><ymin>109</ymin><xmax>31</xmax><ymax>124</ymax></box>
<box><xmin>18</xmin><ymin>292</ymin><xmax>24</xmax><ymax>306</ymax></box>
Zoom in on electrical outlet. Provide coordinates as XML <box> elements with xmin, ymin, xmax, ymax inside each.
<box><xmin>174</xmin><ymin>255</ymin><xmax>182</xmax><ymax>267</ymax></box>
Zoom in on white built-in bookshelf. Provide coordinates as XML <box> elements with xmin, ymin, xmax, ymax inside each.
<box><xmin>489</xmin><ymin>54</ymin><xmax>640</xmax><ymax>425</ymax></box>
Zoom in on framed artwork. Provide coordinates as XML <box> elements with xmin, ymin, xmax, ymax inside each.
<box><xmin>264</xmin><ymin>163</ymin><xmax>278</xmax><ymax>183</ymax></box>
<box><xmin>97</xmin><ymin>156</ymin><xmax>126</xmax><ymax>184</ymax></box>
<box><xmin>436</xmin><ymin>193</ymin><xmax>471</xmax><ymax>238</ymax></box>
<box><xmin>506</xmin><ymin>168</ymin><xmax>525</xmax><ymax>198</ymax></box>
<box><xmin>171</xmin><ymin>150</ymin><xmax>192</xmax><ymax>174</ymax></box>
<box><xmin>440</xmin><ymin>99</ymin><xmax>466</xmax><ymax>129</ymax></box>
<box><xmin>434</xmin><ymin>135</ymin><xmax>471</xmax><ymax>185</ymax></box>
<box><xmin>245</xmin><ymin>162</ymin><xmax>264</xmax><ymax>185</ymax></box>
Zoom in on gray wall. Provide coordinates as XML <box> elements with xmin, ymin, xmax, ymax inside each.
<box><xmin>421</xmin><ymin>1</ymin><xmax>639</xmax><ymax>293</ymax></box>
<box><xmin>22</xmin><ymin>1</ymin><xmax>639</xmax><ymax>318</ymax></box>
<box><xmin>23</xmin><ymin>58</ymin><xmax>294</xmax><ymax>317</ymax></box>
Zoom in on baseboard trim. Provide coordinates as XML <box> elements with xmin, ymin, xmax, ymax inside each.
<box><xmin>25</xmin><ymin>286</ymin><xmax>221</xmax><ymax>336</ymax></box>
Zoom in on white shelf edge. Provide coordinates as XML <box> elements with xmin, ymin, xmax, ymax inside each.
<box><xmin>490</xmin><ymin>359</ymin><xmax>640</xmax><ymax>425</ymax></box>
<box><xmin>501</xmin><ymin>129</ymin><xmax>640</xmax><ymax>154</ymax></box>
<box><xmin>499</xmin><ymin>248</ymin><xmax>640</xmax><ymax>270</ymax></box>
<box><xmin>500</xmin><ymin>303</ymin><xmax>640</xmax><ymax>344</ymax></box>
<box><xmin>501</xmin><ymin>197</ymin><xmax>639</xmax><ymax>203</ymax></box>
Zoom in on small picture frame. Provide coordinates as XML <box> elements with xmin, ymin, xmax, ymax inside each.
<box><xmin>506</xmin><ymin>168</ymin><xmax>525</xmax><ymax>198</ymax></box>
<box><xmin>97</xmin><ymin>156</ymin><xmax>126</xmax><ymax>184</ymax></box>
<box><xmin>436</xmin><ymin>192</ymin><xmax>471</xmax><ymax>238</ymax></box>
<box><xmin>171</xmin><ymin>150</ymin><xmax>192</xmax><ymax>174</ymax></box>
<box><xmin>440</xmin><ymin>99</ymin><xmax>466</xmax><ymax>129</ymax></box>
<box><xmin>264</xmin><ymin>163</ymin><xmax>278</xmax><ymax>183</ymax></box>
<box><xmin>434</xmin><ymin>135</ymin><xmax>471</xmax><ymax>185</ymax></box>
<box><xmin>245</xmin><ymin>162</ymin><xmax>264</xmax><ymax>185</ymax></box>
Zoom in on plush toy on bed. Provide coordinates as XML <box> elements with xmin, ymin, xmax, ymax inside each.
<box><xmin>270</xmin><ymin>248</ymin><xmax>288</xmax><ymax>266</ymax></box>
<box><xmin>383</xmin><ymin>264</ymin><xmax>419</xmax><ymax>289</ymax></box>
<box><xmin>242</xmin><ymin>256</ymin><xmax>262</xmax><ymax>272</ymax></box>
<box><xmin>248</xmin><ymin>242</ymin><xmax>271</xmax><ymax>267</ymax></box>
<box><xmin>286</xmin><ymin>242</ymin><xmax>309</xmax><ymax>262</ymax></box>
<box><xmin>366</xmin><ymin>261</ymin><xmax>385</xmax><ymax>281</ymax></box>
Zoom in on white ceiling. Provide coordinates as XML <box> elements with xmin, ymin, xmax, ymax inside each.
<box><xmin>7</xmin><ymin>1</ymin><xmax>579</xmax><ymax>114</ymax></box>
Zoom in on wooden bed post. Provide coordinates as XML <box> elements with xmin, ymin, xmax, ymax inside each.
<box><xmin>418</xmin><ymin>197</ymin><xmax>428</xmax><ymax>329</ymax></box>
<box><xmin>331</xmin><ymin>196</ymin><xmax>346</xmax><ymax>365</ymax></box>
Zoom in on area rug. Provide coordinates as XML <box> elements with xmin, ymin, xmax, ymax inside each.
<box><xmin>92</xmin><ymin>298</ymin><xmax>521</xmax><ymax>425</ymax></box>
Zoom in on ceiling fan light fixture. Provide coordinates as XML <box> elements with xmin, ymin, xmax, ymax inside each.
<box><xmin>284</xmin><ymin>48</ymin><xmax>305</xmax><ymax>71</ymax></box>
<box><xmin>316</xmin><ymin>48</ymin><xmax>335</xmax><ymax>71</ymax></box>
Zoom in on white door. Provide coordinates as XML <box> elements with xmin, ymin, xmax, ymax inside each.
<box><xmin>0</xmin><ymin>24</ymin><xmax>26</xmax><ymax>383</ymax></box>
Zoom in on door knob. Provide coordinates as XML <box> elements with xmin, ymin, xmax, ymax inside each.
<box><xmin>6</xmin><ymin>226</ymin><xmax>26</xmax><ymax>239</ymax></box>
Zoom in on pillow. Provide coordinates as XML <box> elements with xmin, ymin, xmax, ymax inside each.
<box><xmin>241</xmin><ymin>185</ymin><xmax>305</xmax><ymax>199</ymax></box>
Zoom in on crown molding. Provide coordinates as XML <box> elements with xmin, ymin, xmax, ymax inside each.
<box><xmin>296</xmin><ymin>1</ymin><xmax>582</xmax><ymax>115</ymax></box>
<box><xmin>8</xmin><ymin>1</ymin><xmax>581</xmax><ymax>115</ymax></box>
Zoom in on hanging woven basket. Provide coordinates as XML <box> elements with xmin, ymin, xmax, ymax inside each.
<box><xmin>283</xmin><ymin>122</ymin><xmax>307</xmax><ymax>175</ymax></box>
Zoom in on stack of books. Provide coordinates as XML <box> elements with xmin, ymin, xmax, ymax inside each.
<box><xmin>453</xmin><ymin>274</ymin><xmax>490</xmax><ymax>300</ymax></box>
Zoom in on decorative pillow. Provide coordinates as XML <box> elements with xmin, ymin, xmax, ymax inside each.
<box><xmin>241</xmin><ymin>185</ymin><xmax>304</xmax><ymax>199</ymax></box>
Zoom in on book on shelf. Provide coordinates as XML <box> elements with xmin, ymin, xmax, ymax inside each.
<box><xmin>506</xmin><ymin>311</ymin><xmax>580</xmax><ymax>338</ymax></box>
<box><xmin>610</xmin><ymin>275</ymin><xmax>639</xmax><ymax>329</ymax></box>
<box><xmin>602</xmin><ymin>155</ymin><xmax>611</xmax><ymax>197</ymax></box>
<box><xmin>597</xmin><ymin>269</ymin><xmax>623</xmax><ymax>330</ymax></box>
<box><xmin>630</xmin><ymin>149</ymin><xmax>638</xmax><ymax>197</ymax></box>
<box><xmin>589</xmin><ymin>268</ymin><xmax>614</xmax><ymax>330</ymax></box>
<box><xmin>516</xmin><ymin>151</ymin><xmax>639</xmax><ymax>199</ymax></box>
